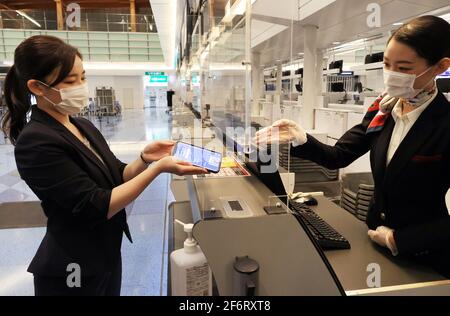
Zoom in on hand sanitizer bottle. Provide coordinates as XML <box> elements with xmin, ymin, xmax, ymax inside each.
<box><xmin>170</xmin><ymin>220</ymin><xmax>212</xmax><ymax>296</ymax></box>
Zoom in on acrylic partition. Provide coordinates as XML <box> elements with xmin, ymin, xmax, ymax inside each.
<box><xmin>176</xmin><ymin>0</ymin><xmax>394</xmax><ymax>208</ymax></box>
<box><xmin>250</xmin><ymin>0</ymin><xmax>389</xmax><ymax>203</ymax></box>
<box><xmin>0</xmin><ymin>10</ymin><xmax>157</xmax><ymax>33</ymax></box>
<box><xmin>202</xmin><ymin>16</ymin><xmax>249</xmax><ymax>153</ymax></box>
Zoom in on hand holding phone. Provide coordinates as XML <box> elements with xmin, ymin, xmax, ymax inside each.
<box><xmin>155</xmin><ymin>156</ymin><xmax>209</xmax><ymax>176</ymax></box>
<box><xmin>172</xmin><ymin>141</ymin><xmax>222</xmax><ymax>173</ymax></box>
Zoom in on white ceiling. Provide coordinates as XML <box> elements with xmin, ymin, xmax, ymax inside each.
<box><xmin>251</xmin><ymin>20</ymin><xmax>288</xmax><ymax>48</ymax></box>
<box><xmin>250</xmin><ymin>0</ymin><xmax>450</xmax><ymax>65</ymax></box>
<box><xmin>252</xmin><ymin>0</ymin><xmax>299</xmax><ymax>21</ymax></box>
<box><xmin>149</xmin><ymin>0</ymin><xmax>450</xmax><ymax>68</ymax></box>
<box><xmin>149</xmin><ymin>0</ymin><xmax>183</xmax><ymax>68</ymax></box>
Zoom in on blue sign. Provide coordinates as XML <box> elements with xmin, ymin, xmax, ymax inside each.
<box><xmin>438</xmin><ymin>70</ymin><xmax>450</xmax><ymax>78</ymax></box>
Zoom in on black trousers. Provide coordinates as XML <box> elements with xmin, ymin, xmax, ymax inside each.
<box><xmin>33</xmin><ymin>257</ymin><xmax>122</xmax><ymax>296</ymax></box>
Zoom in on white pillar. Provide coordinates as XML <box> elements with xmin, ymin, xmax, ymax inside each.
<box><xmin>244</xmin><ymin>0</ymin><xmax>252</xmax><ymax>146</ymax></box>
<box><xmin>302</xmin><ymin>25</ymin><xmax>318</xmax><ymax>129</ymax></box>
<box><xmin>252</xmin><ymin>51</ymin><xmax>263</xmax><ymax>116</ymax></box>
<box><xmin>276</xmin><ymin>61</ymin><xmax>282</xmax><ymax>105</ymax></box>
<box><xmin>315</xmin><ymin>50</ymin><xmax>324</xmax><ymax>109</ymax></box>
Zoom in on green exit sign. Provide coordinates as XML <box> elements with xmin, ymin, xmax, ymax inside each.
<box><xmin>149</xmin><ymin>75</ymin><xmax>168</xmax><ymax>83</ymax></box>
<box><xmin>146</xmin><ymin>71</ymin><xmax>165</xmax><ymax>76</ymax></box>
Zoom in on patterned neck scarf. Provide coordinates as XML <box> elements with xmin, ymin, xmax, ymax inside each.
<box><xmin>380</xmin><ymin>84</ymin><xmax>437</xmax><ymax>113</ymax></box>
<box><xmin>366</xmin><ymin>84</ymin><xmax>437</xmax><ymax>134</ymax></box>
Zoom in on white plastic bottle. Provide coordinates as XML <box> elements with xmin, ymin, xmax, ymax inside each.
<box><xmin>170</xmin><ymin>220</ymin><xmax>212</xmax><ymax>296</ymax></box>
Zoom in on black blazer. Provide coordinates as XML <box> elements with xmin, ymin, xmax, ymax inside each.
<box><xmin>292</xmin><ymin>92</ymin><xmax>450</xmax><ymax>276</ymax></box>
<box><xmin>15</xmin><ymin>106</ymin><xmax>132</xmax><ymax>277</ymax></box>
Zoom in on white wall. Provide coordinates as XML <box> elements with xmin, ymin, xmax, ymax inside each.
<box><xmin>87</xmin><ymin>76</ymin><xmax>145</xmax><ymax>110</ymax></box>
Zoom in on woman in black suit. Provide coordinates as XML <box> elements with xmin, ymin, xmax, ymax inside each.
<box><xmin>256</xmin><ymin>16</ymin><xmax>450</xmax><ymax>277</ymax></box>
<box><xmin>1</xmin><ymin>35</ymin><xmax>207</xmax><ymax>296</ymax></box>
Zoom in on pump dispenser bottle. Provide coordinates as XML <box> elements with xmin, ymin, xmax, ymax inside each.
<box><xmin>170</xmin><ymin>220</ymin><xmax>212</xmax><ymax>296</ymax></box>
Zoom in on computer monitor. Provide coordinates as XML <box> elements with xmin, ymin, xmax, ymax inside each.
<box><xmin>364</xmin><ymin>54</ymin><xmax>372</xmax><ymax>64</ymax></box>
<box><xmin>371</xmin><ymin>52</ymin><xmax>384</xmax><ymax>63</ymax></box>
<box><xmin>437</xmin><ymin>78</ymin><xmax>450</xmax><ymax>93</ymax></box>
<box><xmin>331</xmin><ymin>82</ymin><xmax>345</xmax><ymax>92</ymax></box>
<box><xmin>333</xmin><ymin>60</ymin><xmax>343</xmax><ymax>70</ymax></box>
<box><xmin>364</xmin><ymin>52</ymin><xmax>384</xmax><ymax>64</ymax></box>
<box><xmin>217</xmin><ymin>126</ymin><xmax>290</xmax><ymax>204</ymax></box>
<box><xmin>265</xmin><ymin>83</ymin><xmax>276</xmax><ymax>91</ymax></box>
<box><xmin>244</xmin><ymin>147</ymin><xmax>288</xmax><ymax>204</ymax></box>
<box><xmin>329</xmin><ymin>60</ymin><xmax>343</xmax><ymax>72</ymax></box>
<box><xmin>217</xmin><ymin>127</ymin><xmax>287</xmax><ymax>199</ymax></box>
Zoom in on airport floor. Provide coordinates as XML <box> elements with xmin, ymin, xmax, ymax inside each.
<box><xmin>0</xmin><ymin>107</ymin><xmax>174</xmax><ymax>296</ymax></box>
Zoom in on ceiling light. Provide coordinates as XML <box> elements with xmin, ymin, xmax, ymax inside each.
<box><xmin>16</xmin><ymin>10</ymin><xmax>41</xmax><ymax>28</ymax></box>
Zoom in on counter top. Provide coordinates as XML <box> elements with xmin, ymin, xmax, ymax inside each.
<box><xmin>312</xmin><ymin>197</ymin><xmax>446</xmax><ymax>291</ymax></box>
<box><xmin>316</xmin><ymin>105</ymin><xmax>364</xmax><ymax>113</ymax></box>
<box><xmin>187</xmin><ymin>175</ymin><xmax>449</xmax><ymax>294</ymax></box>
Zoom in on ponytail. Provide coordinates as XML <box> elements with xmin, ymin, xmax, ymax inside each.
<box><xmin>1</xmin><ymin>35</ymin><xmax>81</xmax><ymax>145</ymax></box>
<box><xmin>1</xmin><ymin>65</ymin><xmax>31</xmax><ymax>145</ymax></box>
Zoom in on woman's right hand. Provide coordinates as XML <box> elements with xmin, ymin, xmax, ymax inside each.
<box><xmin>254</xmin><ymin>119</ymin><xmax>307</xmax><ymax>146</ymax></box>
<box><xmin>154</xmin><ymin>156</ymin><xmax>209</xmax><ymax>176</ymax></box>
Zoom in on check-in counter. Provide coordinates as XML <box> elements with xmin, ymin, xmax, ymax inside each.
<box><xmin>168</xmin><ymin>173</ymin><xmax>450</xmax><ymax>296</ymax></box>
<box><xmin>166</xmin><ymin>112</ymin><xmax>450</xmax><ymax>296</ymax></box>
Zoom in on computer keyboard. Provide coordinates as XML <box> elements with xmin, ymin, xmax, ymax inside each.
<box><xmin>289</xmin><ymin>200</ymin><xmax>351</xmax><ymax>250</ymax></box>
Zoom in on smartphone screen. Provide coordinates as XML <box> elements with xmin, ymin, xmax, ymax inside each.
<box><xmin>173</xmin><ymin>142</ymin><xmax>222</xmax><ymax>173</ymax></box>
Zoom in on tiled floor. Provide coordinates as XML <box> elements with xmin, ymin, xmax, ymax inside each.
<box><xmin>0</xmin><ymin>107</ymin><xmax>175</xmax><ymax>296</ymax></box>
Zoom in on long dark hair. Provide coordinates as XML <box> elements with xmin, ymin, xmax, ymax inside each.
<box><xmin>389</xmin><ymin>15</ymin><xmax>450</xmax><ymax>65</ymax></box>
<box><xmin>1</xmin><ymin>35</ymin><xmax>82</xmax><ymax>145</ymax></box>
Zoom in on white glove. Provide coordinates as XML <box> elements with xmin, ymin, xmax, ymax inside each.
<box><xmin>254</xmin><ymin>119</ymin><xmax>307</xmax><ymax>147</ymax></box>
<box><xmin>368</xmin><ymin>226</ymin><xmax>398</xmax><ymax>256</ymax></box>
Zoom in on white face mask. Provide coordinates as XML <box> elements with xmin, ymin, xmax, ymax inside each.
<box><xmin>40</xmin><ymin>82</ymin><xmax>89</xmax><ymax>115</ymax></box>
<box><xmin>383</xmin><ymin>67</ymin><xmax>435</xmax><ymax>99</ymax></box>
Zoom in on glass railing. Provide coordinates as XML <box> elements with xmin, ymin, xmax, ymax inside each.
<box><xmin>0</xmin><ymin>10</ymin><xmax>157</xmax><ymax>33</ymax></box>
<box><xmin>0</xmin><ymin>29</ymin><xmax>164</xmax><ymax>62</ymax></box>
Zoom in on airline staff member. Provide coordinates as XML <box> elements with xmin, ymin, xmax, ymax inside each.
<box><xmin>1</xmin><ymin>35</ymin><xmax>208</xmax><ymax>296</ymax></box>
<box><xmin>257</xmin><ymin>16</ymin><xmax>450</xmax><ymax>277</ymax></box>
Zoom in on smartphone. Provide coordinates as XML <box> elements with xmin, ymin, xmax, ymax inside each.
<box><xmin>172</xmin><ymin>141</ymin><xmax>222</xmax><ymax>173</ymax></box>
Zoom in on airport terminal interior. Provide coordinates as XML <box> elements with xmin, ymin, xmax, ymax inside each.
<box><xmin>0</xmin><ymin>0</ymin><xmax>450</xmax><ymax>296</ymax></box>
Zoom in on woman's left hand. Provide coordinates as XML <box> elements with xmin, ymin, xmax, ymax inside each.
<box><xmin>142</xmin><ymin>140</ymin><xmax>176</xmax><ymax>163</ymax></box>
